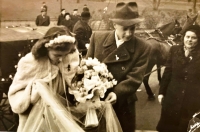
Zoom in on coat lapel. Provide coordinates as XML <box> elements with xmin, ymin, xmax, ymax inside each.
<box><xmin>102</xmin><ymin>31</ymin><xmax>117</xmax><ymax>58</ymax></box>
<box><xmin>102</xmin><ymin>32</ymin><xmax>135</xmax><ymax>63</ymax></box>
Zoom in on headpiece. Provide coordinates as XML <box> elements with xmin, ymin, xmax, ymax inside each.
<box><xmin>45</xmin><ymin>35</ymin><xmax>76</xmax><ymax>48</ymax></box>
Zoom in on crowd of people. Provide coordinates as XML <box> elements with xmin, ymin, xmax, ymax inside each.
<box><xmin>8</xmin><ymin>1</ymin><xmax>200</xmax><ymax>132</ymax></box>
<box><xmin>35</xmin><ymin>2</ymin><xmax>92</xmax><ymax>57</ymax></box>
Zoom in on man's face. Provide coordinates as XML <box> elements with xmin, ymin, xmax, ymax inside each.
<box><xmin>114</xmin><ymin>23</ymin><xmax>135</xmax><ymax>41</ymax></box>
<box><xmin>61</xmin><ymin>10</ymin><xmax>66</xmax><ymax>15</ymax></box>
<box><xmin>73</xmin><ymin>11</ymin><xmax>78</xmax><ymax>15</ymax></box>
<box><xmin>41</xmin><ymin>11</ymin><xmax>46</xmax><ymax>16</ymax></box>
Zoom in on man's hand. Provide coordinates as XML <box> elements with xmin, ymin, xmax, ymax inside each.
<box><xmin>105</xmin><ymin>92</ymin><xmax>117</xmax><ymax>104</ymax></box>
<box><xmin>85</xmin><ymin>43</ymin><xmax>90</xmax><ymax>49</ymax></box>
<box><xmin>158</xmin><ymin>94</ymin><xmax>164</xmax><ymax>104</ymax></box>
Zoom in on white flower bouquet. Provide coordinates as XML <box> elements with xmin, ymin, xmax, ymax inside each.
<box><xmin>69</xmin><ymin>57</ymin><xmax>117</xmax><ymax>128</ymax></box>
<box><xmin>69</xmin><ymin>57</ymin><xmax>117</xmax><ymax>103</ymax></box>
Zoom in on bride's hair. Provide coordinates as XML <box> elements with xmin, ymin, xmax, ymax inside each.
<box><xmin>31</xmin><ymin>26</ymin><xmax>77</xmax><ymax>59</ymax></box>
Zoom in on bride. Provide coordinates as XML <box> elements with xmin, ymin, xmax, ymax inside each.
<box><xmin>8</xmin><ymin>26</ymin><xmax>122</xmax><ymax>132</ymax></box>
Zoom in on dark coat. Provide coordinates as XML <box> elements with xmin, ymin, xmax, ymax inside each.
<box><xmin>73</xmin><ymin>20</ymin><xmax>92</xmax><ymax>55</ymax></box>
<box><xmin>61</xmin><ymin>19</ymin><xmax>73</xmax><ymax>31</ymax></box>
<box><xmin>57</xmin><ymin>14</ymin><xmax>65</xmax><ymax>26</ymax></box>
<box><xmin>71</xmin><ymin>15</ymin><xmax>80</xmax><ymax>27</ymax></box>
<box><xmin>35</xmin><ymin>15</ymin><xmax>50</xmax><ymax>26</ymax></box>
<box><xmin>157</xmin><ymin>44</ymin><xmax>200</xmax><ymax>131</ymax></box>
<box><xmin>86</xmin><ymin>31</ymin><xmax>151</xmax><ymax>131</ymax></box>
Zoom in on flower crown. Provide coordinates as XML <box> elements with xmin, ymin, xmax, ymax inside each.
<box><xmin>45</xmin><ymin>35</ymin><xmax>76</xmax><ymax>48</ymax></box>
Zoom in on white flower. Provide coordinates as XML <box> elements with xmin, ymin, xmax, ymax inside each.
<box><xmin>93</xmin><ymin>65</ymin><xmax>103</xmax><ymax>73</ymax></box>
<box><xmin>91</xmin><ymin>76</ymin><xmax>101</xmax><ymax>86</ymax></box>
<box><xmin>112</xmin><ymin>79</ymin><xmax>117</xmax><ymax>85</ymax></box>
<box><xmin>84</xmin><ymin>70</ymin><xmax>93</xmax><ymax>78</ymax></box>
<box><xmin>91</xmin><ymin>71</ymin><xmax>98</xmax><ymax>76</ymax></box>
<box><xmin>108</xmin><ymin>72</ymin><xmax>113</xmax><ymax>78</ymax></box>
<box><xmin>83</xmin><ymin>78</ymin><xmax>96</xmax><ymax>91</ymax></box>
<box><xmin>86</xmin><ymin>58</ymin><xmax>100</xmax><ymax>66</ymax></box>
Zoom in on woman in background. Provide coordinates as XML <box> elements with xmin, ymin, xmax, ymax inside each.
<box><xmin>157</xmin><ymin>25</ymin><xmax>200</xmax><ymax>132</ymax></box>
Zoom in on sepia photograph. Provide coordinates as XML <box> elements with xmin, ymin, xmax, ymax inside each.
<box><xmin>1</xmin><ymin>0</ymin><xmax>200</xmax><ymax>132</ymax></box>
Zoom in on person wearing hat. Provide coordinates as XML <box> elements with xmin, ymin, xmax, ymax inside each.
<box><xmin>86</xmin><ymin>2</ymin><xmax>151</xmax><ymax>132</ymax></box>
<box><xmin>57</xmin><ymin>8</ymin><xmax>66</xmax><ymax>26</ymax></box>
<box><xmin>83</xmin><ymin>4</ymin><xmax>89</xmax><ymax>12</ymax></box>
<box><xmin>35</xmin><ymin>9</ymin><xmax>50</xmax><ymax>26</ymax></box>
<box><xmin>61</xmin><ymin>13</ymin><xmax>73</xmax><ymax>31</ymax></box>
<box><xmin>41</xmin><ymin>2</ymin><xmax>47</xmax><ymax>12</ymax></box>
<box><xmin>157</xmin><ymin>25</ymin><xmax>200</xmax><ymax>131</ymax></box>
<box><xmin>73</xmin><ymin>11</ymin><xmax>92</xmax><ymax>56</ymax></box>
<box><xmin>71</xmin><ymin>9</ymin><xmax>80</xmax><ymax>28</ymax></box>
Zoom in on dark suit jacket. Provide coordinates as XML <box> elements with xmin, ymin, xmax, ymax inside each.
<box><xmin>86</xmin><ymin>31</ymin><xmax>151</xmax><ymax>109</ymax></box>
<box><xmin>73</xmin><ymin>20</ymin><xmax>92</xmax><ymax>54</ymax></box>
<box><xmin>71</xmin><ymin>15</ymin><xmax>80</xmax><ymax>27</ymax></box>
<box><xmin>35</xmin><ymin>15</ymin><xmax>50</xmax><ymax>26</ymax></box>
<box><xmin>57</xmin><ymin>14</ymin><xmax>65</xmax><ymax>26</ymax></box>
<box><xmin>61</xmin><ymin>19</ymin><xmax>73</xmax><ymax>31</ymax></box>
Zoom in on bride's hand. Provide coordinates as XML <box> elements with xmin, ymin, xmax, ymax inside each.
<box><xmin>30</xmin><ymin>82</ymin><xmax>40</xmax><ymax>104</ymax></box>
<box><xmin>105</xmin><ymin>92</ymin><xmax>117</xmax><ymax>104</ymax></box>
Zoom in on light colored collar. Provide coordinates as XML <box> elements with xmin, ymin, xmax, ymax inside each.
<box><xmin>115</xmin><ymin>31</ymin><xmax>124</xmax><ymax>48</ymax></box>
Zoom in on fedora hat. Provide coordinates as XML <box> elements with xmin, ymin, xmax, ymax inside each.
<box><xmin>110</xmin><ymin>2</ymin><xmax>144</xmax><ymax>26</ymax></box>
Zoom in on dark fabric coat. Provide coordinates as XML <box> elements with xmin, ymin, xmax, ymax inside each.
<box><xmin>157</xmin><ymin>44</ymin><xmax>200</xmax><ymax>132</ymax></box>
<box><xmin>35</xmin><ymin>15</ymin><xmax>50</xmax><ymax>26</ymax></box>
<box><xmin>71</xmin><ymin>15</ymin><xmax>80</xmax><ymax>28</ymax></box>
<box><xmin>86</xmin><ymin>31</ymin><xmax>151</xmax><ymax>132</ymax></box>
<box><xmin>73</xmin><ymin>20</ymin><xmax>92</xmax><ymax>55</ymax></box>
<box><xmin>57</xmin><ymin>14</ymin><xmax>65</xmax><ymax>26</ymax></box>
<box><xmin>61</xmin><ymin>19</ymin><xmax>73</xmax><ymax>31</ymax></box>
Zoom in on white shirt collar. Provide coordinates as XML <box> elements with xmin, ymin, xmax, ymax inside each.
<box><xmin>115</xmin><ymin>31</ymin><xmax>124</xmax><ymax>48</ymax></box>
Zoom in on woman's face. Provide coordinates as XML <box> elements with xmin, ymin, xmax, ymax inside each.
<box><xmin>48</xmin><ymin>49</ymin><xmax>70</xmax><ymax>65</ymax></box>
<box><xmin>184</xmin><ymin>31</ymin><xmax>198</xmax><ymax>48</ymax></box>
<box><xmin>65</xmin><ymin>15</ymin><xmax>70</xmax><ymax>20</ymax></box>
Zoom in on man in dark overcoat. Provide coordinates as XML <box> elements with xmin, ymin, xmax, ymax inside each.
<box><xmin>57</xmin><ymin>9</ymin><xmax>66</xmax><ymax>26</ymax></box>
<box><xmin>35</xmin><ymin>9</ymin><xmax>50</xmax><ymax>26</ymax></box>
<box><xmin>73</xmin><ymin>11</ymin><xmax>92</xmax><ymax>56</ymax></box>
<box><xmin>86</xmin><ymin>2</ymin><xmax>151</xmax><ymax>132</ymax></box>
<box><xmin>71</xmin><ymin>9</ymin><xmax>80</xmax><ymax>28</ymax></box>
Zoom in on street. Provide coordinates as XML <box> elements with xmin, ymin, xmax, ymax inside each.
<box><xmin>135</xmin><ymin>66</ymin><xmax>164</xmax><ymax>131</ymax></box>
